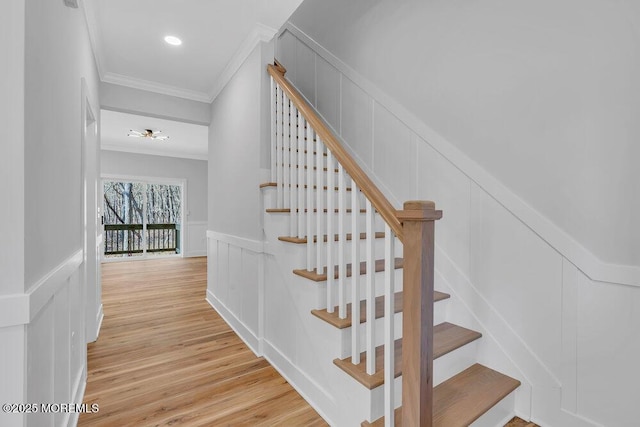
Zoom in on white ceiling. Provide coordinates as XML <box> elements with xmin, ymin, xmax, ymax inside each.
<box><xmin>101</xmin><ymin>110</ymin><xmax>209</xmax><ymax>160</ymax></box>
<box><xmin>84</xmin><ymin>0</ymin><xmax>303</xmax><ymax>103</ymax></box>
<box><xmin>84</xmin><ymin>0</ymin><xmax>303</xmax><ymax>160</ymax></box>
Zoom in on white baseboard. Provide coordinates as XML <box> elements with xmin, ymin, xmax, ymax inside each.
<box><xmin>95</xmin><ymin>304</ymin><xmax>104</xmax><ymax>340</ymax></box>
<box><xmin>184</xmin><ymin>250</ymin><xmax>206</xmax><ymax>258</ymax></box>
<box><xmin>0</xmin><ymin>250</ymin><xmax>83</xmax><ymax>328</ymax></box>
<box><xmin>205</xmin><ymin>290</ymin><xmax>261</xmax><ymax>357</ymax></box>
<box><xmin>67</xmin><ymin>365</ymin><xmax>87</xmax><ymax>427</ymax></box>
<box><xmin>262</xmin><ymin>339</ymin><xmax>336</xmax><ymax>427</ymax></box>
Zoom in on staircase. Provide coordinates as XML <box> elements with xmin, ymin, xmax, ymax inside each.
<box><xmin>261</xmin><ymin>61</ymin><xmax>521</xmax><ymax>426</ymax></box>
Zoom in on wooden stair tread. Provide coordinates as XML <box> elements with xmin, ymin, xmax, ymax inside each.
<box><xmin>266</xmin><ymin>208</ymin><xmax>368</xmax><ymax>214</ymax></box>
<box><xmin>259</xmin><ymin>182</ymin><xmax>352</xmax><ymax>191</ymax></box>
<box><xmin>294</xmin><ymin>258</ymin><xmax>403</xmax><ymax>282</ymax></box>
<box><xmin>311</xmin><ymin>291</ymin><xmax>450</xmax><ymax>329</ymax></box>
<box><xmin>334</xmin><ymin>323</ymin><xmax>482</xmax><ymax>389</ymax></box>
<box><xmin>362</xmin><ymin>363</ymin><xmax>521</xmax><ymax>426</ymax></box>
<box><xmin>279</xmin><ymin>232</ymin><xmax>385</xmax><ymax>244</ymax></box>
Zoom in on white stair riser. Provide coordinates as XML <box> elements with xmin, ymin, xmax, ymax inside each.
<box><xmin>336</xmin><ymin>299</ymin><xmax>449</xmax><ymax>358</ymax></box>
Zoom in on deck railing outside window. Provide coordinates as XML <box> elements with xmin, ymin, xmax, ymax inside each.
<box><xmin>104</xmin><ymin>223</ymin><xmax>180</xmax><ymax>256</ymax></box>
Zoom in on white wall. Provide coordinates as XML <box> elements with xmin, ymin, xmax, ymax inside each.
<box><xmin>0</xmin><ymin>4</ymin><xmax>26</xmax><ymax>425</ymax></box>
<box><xmin>276</xmin><ymin>9</ymin><xmax>640</xmax><ymax>427</ymax></box>
<box><xmin>0</xmin><ymin>0</ymin><xmax>101</xmax><ymax>426</ymax></box>
<box><xmin>206</xmin><ymin>40</ymin><xmax>274</xmax><ymax>359</ymax></box>
<box><xmin>100</xmin><ymin>82</ymin><xmax>211</xmax><ymax>126</ymax></box>
<box><xmin>208</xmin><ymin>41</ymin><xmax>273</xmax><ymax>240</ymax></box>
<box><xmin>287</xmin><ymin>0</ymin><xmax>640</xmax><ymax>270</ymax></box>
<box><xmin>101</xmin><ymin>150</ymin><xmax>208</xmax><ymax>257</ymax></box>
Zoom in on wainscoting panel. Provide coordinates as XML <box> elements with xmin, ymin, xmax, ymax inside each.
<box><xmin>185</xmin><ymin>221</ymin><xmax>207</xmax><ymax>257</ymax></box>
<box><xmin>276</xmin><ymin>24</ymin><xmax>639</xmax><ymax>427</ymax></box>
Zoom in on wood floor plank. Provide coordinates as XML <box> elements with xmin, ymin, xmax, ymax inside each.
<box><xmin>80</xmin><ymin>257</ymin><xmax>327</xmax><ymax>426</ymax></box>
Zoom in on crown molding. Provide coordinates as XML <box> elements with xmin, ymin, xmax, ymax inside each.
<box><xmin>102</xmin><ymin>72</ymin><xmax>211</xmax><ymax>103</ymax></box>
<box><xmin>208</xmin><ymin>23</ymin><xmax>277</xmax><ymax>103</ymax></box>
<box><xmin>80</xmin><ymin>0</ymin><xmax>106</xmax><ymax>80</ymax></box>
<box><xmin>80</xmin><ymin>4</ymin><xmax>275</xmax><ymax>105</ymax></box>
<box><xmin>101</xmin><ymin>144</ymin><xmax>208</xmax><ymax>161</ymax></box>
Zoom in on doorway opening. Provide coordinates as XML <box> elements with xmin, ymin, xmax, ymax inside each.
<box><xmin>102</xmin><ymin>177</ymin><xmax>184</xmax><ymax>261</ymax></box>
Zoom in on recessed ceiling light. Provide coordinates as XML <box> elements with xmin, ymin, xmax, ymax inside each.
<box><xmin>164</xmin><ymin>35</ymin><xmax>182</xmax><ymax>46</ymax></box>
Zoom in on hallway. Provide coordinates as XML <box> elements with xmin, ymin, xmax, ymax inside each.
<box><xmin>79</xmin><ymin>257</ymin><xmax>326</xmax><ymax>426</ymax></box>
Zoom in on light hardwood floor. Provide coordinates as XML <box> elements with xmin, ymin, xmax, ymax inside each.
<box><xmin>80</xmin><ymin>256</ymin><xmax>326</xmax><ymax>427</ymax></box>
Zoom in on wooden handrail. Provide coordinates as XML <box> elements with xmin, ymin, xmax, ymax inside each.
<box><xmin>267</xmin><ymin>64</ymin><xmax>404</xmax><ymax>241</ymax></box>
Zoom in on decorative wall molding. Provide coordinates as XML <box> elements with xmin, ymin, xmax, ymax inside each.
<box><xmin>82</xmin><ymin>0</ymin><xmax>277</xmax><ymax>105</ymax></box>
<box><xmin>435</xmin><ymin>245</ymin><xmax>559</xmax><ymax>387</ymax></box>
<box><xmin>208</xmin><ymin>23</ymin><xmax>277</xmax><ymax>103</ymax></box>
<box><xmin>206</xmin><ymin>230</ymin><xmax>265</xmax><ymax>253</ymax></box>
<box><xmin>206</xmin><ymin>290</ymin><xmax>261</xmax><ymax>356</ymax></box>
<box><xmin>280</xmin><ymin>22</ymin><xmax>639</xmax><ymax>288</ymax></box>
<box><xmin>262</xmin><ymin>339</ymin><xmax>336</xmax><ymax>427</ymax></box>
<box><xmin>185</xmin><ymin>221</ymin><xmax>208</xmax><ymax>257</ymax></box>
<box><xmin>0</xmin><ymin>250</ymin><xmax>83</xmax><ymax>328</ymax></box>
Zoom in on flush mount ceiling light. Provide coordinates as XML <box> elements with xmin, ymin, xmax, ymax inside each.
<box><xmin>128</xmin><ymin>129</ymin><xmax>169</xmax><ymax>141</ymax></box>
<box><xmin>164</xmin><ymin>35</ymin><xmax>182</xmax><ymax>46</ymax></box>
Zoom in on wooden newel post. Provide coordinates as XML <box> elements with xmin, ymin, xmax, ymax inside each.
<box><xmin>397</xmin><ymin>200</ymin><xmax>442</xmax><ymax>427</ymax></box>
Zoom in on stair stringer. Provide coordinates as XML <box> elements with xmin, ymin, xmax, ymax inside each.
<box><xmin>433</xmin><ymin>246</ymin><xmax>603</xmax><ymax>426</ymax></box>
<box><xmin>261</xmin><ymin>205</ymin><xmax>392</xmax><ymax>426</ymax></box>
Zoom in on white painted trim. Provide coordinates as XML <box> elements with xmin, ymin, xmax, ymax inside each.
<box><xmin>262</xmin><ymin>339</ymin><xmax>335</xmax><ymax>426</ymax></box>
<box><xmin>80</xmin><ymin>0</ymin><xmax>105</xmax><ymax>81</ymax></box>
<box><xmin>30</xmin><ymin>250</ymin><xmax>84</xmax><ymax>323</ymax></box>
<box><xmin>0</xmin><ymin>250</ymin><xmax>83</xmax><ymax>328</ymax></box>
<box><xmin>102</xmin><ymin>71</ymin><xmax>211</xmax><ymax>103</ymax></box>
<box><xmin>206</xmin><ymin>290</ymin><xmax>261</xmax><ymax>357</ymax></box>
<box><xmin>185</xmin><ymin>220</ymin><xmax>208</xmax><ymax>257</ymax></box>
<box><xmin>206</xmin><ymin>230</ymin><xmax>265</xmax><ymax>254</ymax></box>
<box><xmin>184</xmin><ymin>251</ymin><xmax>207</xmax><ymax>258</ymax></box>
<box><xmin>101</xmin><ymin>144</ymin><xmax>208</xmax><ymax>161</ymax></box>
<box><xmin>66</xmin><ymin>365</ymin><xmax>87</xmax><ymax>427</ymax></box>
<box><xmin>94</xmin><ymin>304</ymin><xmax>104</xmax><ymax>341</ymax></box>
<box><xmin>435</xmin><ymin>245</ymin><xmax>558</xmax><ymax>388</ymax></box>
<box><xmin>208</xmin><ymin>23</ymin><xmax>277</xmax><ymax>103</ymax></box>
<box><xmin>281</xmin><ymin>22</ymin><xmax>640</xmax><ymax>288</ymax></box>
<box><xmin>0</xmin><ymin>294</ymin><xmax>29</xmax><ymax>328</ymax></box>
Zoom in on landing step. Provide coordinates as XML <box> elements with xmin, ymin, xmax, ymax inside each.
<box><xmin>279</xmin><ymin>232</ymin><xmax>385</xmax><ymax>244</ymax></box>
<box><xmin>280</xmin><ymin>164</ymin><xmax>339</xmax><ymax>173</ymax></box>
<box><xmin>362</xmin><ymin>363</ymin><xmax>521</xmax><ymax>427</ymax></box>
<box><xmin>312</xmin><ymin>291</ymin><xmax>449</xmax><ymax>329</ymax></box>
<box><xmin>294</xmin><ymin>258</ymin><xmax>403</xmax><ymax>282</ymax></box>
<box><xmin>259</xmin><ymin>182</ymin><xmax>352</xmax><ymax>191</ymax></box>
<box><xmin>335</xmin><ymin>322</ymin><xmax>482</xmax><ymax>389</ymax></box>
<box><xmin>266</xmin><ymin>208</ymin><xmax>368</xmax><ymax>214</ymax></box>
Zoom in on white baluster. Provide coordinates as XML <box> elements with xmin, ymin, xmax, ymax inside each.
<box><xmin>365</xmin><ymin>198</ymin><xmax>376</xmax><ymax>375</ymax></box>
<box><xmin>276</xmin><ymin>86</ymin><xmax>283</xmax><ymax>208</ymax></box>
<box><xmin>306</xmin><ymin>125</ymin><xmax>314</xmax><ymax>271</ymax></box>
<box><xmin>326</xmin><ymin>150</ymin><xmax>335</xmax><ymax>313</ymax></box>
<box><xmin>338</xmin><ymin>164</ymin><xmax>347</xmax><ymax>319</ymax></box>
<box><xmin>270</xmin><ymin>76</ymin><xmax>276</xmax><ymax>183</ymax></box>
<box><xmin>315</xmin><ymin>138</ymin><xmax>324</xmax><ymax>274</ymax></box>
<box><xmin>289</xmin><ymin>106</ymin><xmax>297</xmax><ymax>237</ymax></box>
<box><xmin>297</xmin><ymin>114</ymin><xmax>305</xmax><ymax>238</ymax></box>
<box><xmin>351</xmin><ymin>179</ymin><xmax>361</xmax><ymax>364</ymax></box>
<box><xmin>384</xmin><ymin>224</ymin><xmax>395</xmax><ymax>427</ymax></box>
<box><xmin>283</xmin><ymin>98</ymin><xmax>290</xmax><ymax>211</ymax></box>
